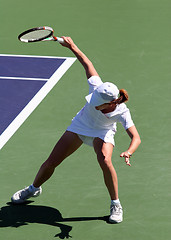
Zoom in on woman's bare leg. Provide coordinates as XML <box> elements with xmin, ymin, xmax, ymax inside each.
<box><xmin>33</xmin><ymin>131</ymin><xmax>83</xmax><ymax>188</ymax></box>
<box><xmin>93</xmin><ymin>138</ymin><xmax>118</xmax><ymax>200</ymax></box>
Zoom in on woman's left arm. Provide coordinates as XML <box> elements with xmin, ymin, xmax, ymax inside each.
<box><xmin>120</xmin><ymin>125</ymin><xmax>141</xmax><ymax>166</ymax></box>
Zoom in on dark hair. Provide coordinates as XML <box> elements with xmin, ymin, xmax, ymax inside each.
<box><xmin>112</xmin><ymin>89</ymin><xmax>129</xmax><ymax>105</ymax></box>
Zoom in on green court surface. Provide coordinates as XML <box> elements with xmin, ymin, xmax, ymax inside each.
<box><xmin>0</xmin><ymin>0</ymin><xmax>170</xmax><ymax>239</ymax></box>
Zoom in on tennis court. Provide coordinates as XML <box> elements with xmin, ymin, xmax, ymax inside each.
<box><xmin>0</xmin><ymin>0</ymin><xmax>170</xmax><ymax>239</ymax></box>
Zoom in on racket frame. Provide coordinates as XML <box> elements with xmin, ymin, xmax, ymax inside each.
<box><xmin>18</xmin><ymin>26</ymin><xmax>54</xmax><ymax>43</ymax></box>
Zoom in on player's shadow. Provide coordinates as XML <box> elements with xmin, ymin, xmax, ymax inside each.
<box><xmin>0</xmin><ymin>202</ymin><xmax>110</xmax><ymax>239</ymax></box>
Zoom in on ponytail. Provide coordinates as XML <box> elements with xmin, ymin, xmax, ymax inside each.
<box><xmin>112</xmin><ymin>89</ymin><xmax>129</xmax><ymax>105</ymax></box>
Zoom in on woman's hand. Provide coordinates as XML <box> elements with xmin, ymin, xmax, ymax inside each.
<box><xmin>120</xmin><ymin>152</ymin><xmax>131</xmax><ymax>166</ymax></box>
<box><xmin>60</xmin><ymin>36</ymin><xmax>75</xmax><ymax>49</ymax></box>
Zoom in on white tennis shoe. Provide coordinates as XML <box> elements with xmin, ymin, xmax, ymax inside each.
<box><xmin>11</xmin><ymin>185</ymin><xmax>42</xmax><ymax>204</ymax></box>
<box><xmin>109</xmin><ymin>203</ymin><xmax>123</xmax><ymax>223</ymax></box>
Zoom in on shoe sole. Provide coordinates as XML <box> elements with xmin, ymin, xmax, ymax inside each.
<box><xmin>11</xmin><ymin>197</ymin><xmax>26</xmax><ymax>204</ymax></box>
<box><xmin>109</xmin><ymin>217</ymin><xmax>123</xmax><ymax>223</ymax></box>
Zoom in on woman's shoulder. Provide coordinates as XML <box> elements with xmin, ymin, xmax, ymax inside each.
<box><xmin>104</xmin><ymin>103</ymin><xmax>129</xmax><ymax>118</ymax></box>
<box><xmin>116</xmin><ymin>103</ymin><xmax>129</xmax><ymax>113</ymax></box>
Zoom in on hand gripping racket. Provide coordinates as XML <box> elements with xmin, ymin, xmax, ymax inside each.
<box><xmin>18</xmin><ymin>26</ymin><xmax>64</xmax><ymax>44</ymax></box>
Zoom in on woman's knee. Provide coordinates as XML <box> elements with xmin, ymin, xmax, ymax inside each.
<box><xmin>98</xmin><ymin>154</ymin><xmax>113</xmax><ymax>170</ymax></box>
<box><xmin>93</xmin><ymin>138</ymin><xmax>114</xmax><ymax>170</ymax></box>
<box><xmin>43</xmin><ymin>154</ymin><xmax>64</xmax><ymax>169</ymax></box>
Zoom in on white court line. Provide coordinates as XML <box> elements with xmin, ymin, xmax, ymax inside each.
<box><xmin>0</xmin><ymin>53</ymin><xmax>70</xmax><ymax>59</ymax></box>
<box><xmin>0</xmin><ymin>55</ymin><xmax>76</xmax><ymax>150</ymax></box>
<box><xmin>0</xmin><ymin>76</ymin><xmax>48</xmax><ymax>81</ymax></box>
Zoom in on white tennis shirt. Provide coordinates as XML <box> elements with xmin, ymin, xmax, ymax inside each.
<box><xmin>67</xmin><ymin>76</ymin><xmax>134</xmax><ymax>145</ymax></box>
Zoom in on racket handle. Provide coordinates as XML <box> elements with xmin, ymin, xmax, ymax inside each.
<box><xmin>56</xmin><ymin>37</ymin><xmax>65</xmax><ymax>44</ymax></box>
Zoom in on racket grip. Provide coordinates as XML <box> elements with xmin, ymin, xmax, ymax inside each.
<box><xmin>57</xmin><ymin>37</ymin><xmax>65</xmax><ymax>44</ymax></box>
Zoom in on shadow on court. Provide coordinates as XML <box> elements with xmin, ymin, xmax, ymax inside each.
<box><xmin>0</xmin><ymin>202</ymin><xmax>110</xmax><ymax>238</ymax></box>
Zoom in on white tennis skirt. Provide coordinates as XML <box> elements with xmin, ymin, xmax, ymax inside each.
<box><xmin>67</xmin><ymin>127</ymin><xmax>115</xmax><ymax>147</ymax></box>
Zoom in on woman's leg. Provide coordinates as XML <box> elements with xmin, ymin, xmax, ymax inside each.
<box><xmin>93</xmin><ymin>138</ymin><xmax>118</xmax><ymax>200</ymax></box>
<box><xmin>33</xmin><ymin>131</ymin><xmax>83</xmax><ymax>188</ymax></box>
<box><xmin>11</xmin><ymin>131</ymin><xmax>83</xmax><ymax>203</ymax></box>
<box><xmin>93</xmin><ymin>138</ymin><xmax>123</xmax><ymax>223</ymax></box>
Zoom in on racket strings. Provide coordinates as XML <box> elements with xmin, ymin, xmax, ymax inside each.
<box><xmin>20</xmin><ymin>29</ymin><xmax>51</xmax><ymax>41</ymax></box>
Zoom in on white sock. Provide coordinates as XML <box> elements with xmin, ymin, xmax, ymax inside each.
<box><xmin>111</xmin><ymin>199</ymin><xmax>120</xmax><ymax>205</ymax></box>
<box><xmin>29</xmin><ymin>184</ymin><xmax>39</xmax><ymax>192</ymax></box>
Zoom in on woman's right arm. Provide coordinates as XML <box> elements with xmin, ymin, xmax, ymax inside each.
<box><xmin>120</xmin><ymin>125</ymin><xmax>141</xmax><ymax>166</ymax></box>
<box><xmin>61</xmin><ymin>36</ymin><xmax>99</xmax><ymax>79</ymax></box>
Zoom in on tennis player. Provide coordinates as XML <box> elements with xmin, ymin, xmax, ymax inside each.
<box><xmin>11</xmin><ymin>37</ymin><xmax>141</xmax><ymax>223</ymax></box>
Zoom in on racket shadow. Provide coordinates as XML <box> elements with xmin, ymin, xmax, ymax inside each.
<box><xmin>0</xmin><ymin>202</ymin><xmax>110</xmax><ymax>238</ymax></box>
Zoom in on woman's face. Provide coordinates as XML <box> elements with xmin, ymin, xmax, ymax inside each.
<box><xmin>95</xmin><ymin>102</ymin><xmax>116</xmax><ymax>113</ymax></box>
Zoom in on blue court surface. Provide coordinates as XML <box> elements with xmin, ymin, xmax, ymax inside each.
<box><xmin>0</xmin><ymin>54</ymin><xmax>76</xmax><ymax>149</ymax></box>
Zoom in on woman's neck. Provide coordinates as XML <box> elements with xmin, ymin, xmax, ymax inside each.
<box><xmin>101</xmin><ymin>105</ymin><xmax>117</xmax><ymax>114</ymax></box>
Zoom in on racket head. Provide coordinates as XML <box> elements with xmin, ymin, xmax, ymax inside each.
<box><xmin>18</xmin><ymin>26</ymin><xmax>54</xmax><ymax>43</ymax></box>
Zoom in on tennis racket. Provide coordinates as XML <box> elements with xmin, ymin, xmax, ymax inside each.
<box><xmin>18</xmin><ymin>26</ymin><xmax>64</xmax><ymax>44</ymax></box>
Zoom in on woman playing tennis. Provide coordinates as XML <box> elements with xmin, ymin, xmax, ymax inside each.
<box><xmin>11</xmin><ymin>37</ymin><xmax>141</xmax><ymax>223</ymax></box>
